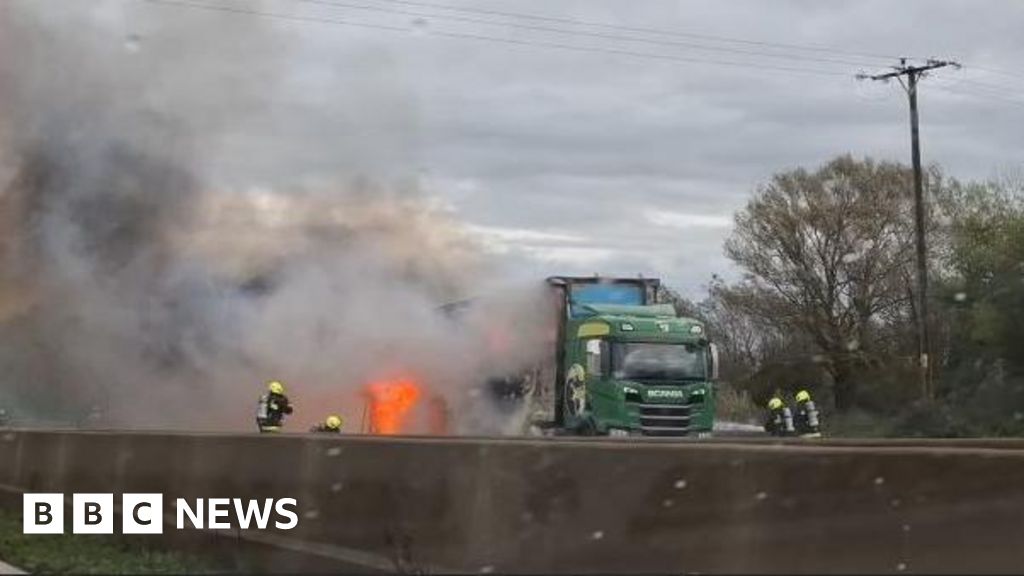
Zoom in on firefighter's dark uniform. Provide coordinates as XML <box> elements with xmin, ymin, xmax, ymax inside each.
<box><xmin>764</xmin><ymin>397</ymin><xmax>794</xmax><ymax>437</ymax></box>
<box><xmin>257</xmin><ymin>385</ymin><xmax>293</xmax><ymax>433</ymax></box>
<box><xmin>793</xmin><ymin>390</ymin><xmax>822</xmax><ymax>438</ymax></box>
<box><xmin>310</xmin><ymin>415</ymin><xmax>342</xmax><ymax>434</ymax></box>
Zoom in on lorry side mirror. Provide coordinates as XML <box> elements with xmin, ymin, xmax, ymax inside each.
<box><xmin>586</xmin><ymin>339</ymin><xmax>601</xmax><ymax>355</ymax></box>
<box><xmin>709</xmin><ymin>343</ymin><xmax>720</xmax><ymax>381</ymax></box>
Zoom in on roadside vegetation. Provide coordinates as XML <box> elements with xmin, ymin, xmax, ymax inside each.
<box><xmin>712</xmin><ymin>383</ymin><xmax>761</xmax><ymax>425</ymax></box>
<box><xmin>665</xmin><ymin>155</ymin><xmax>1024</xmax><ymax>437</ymax></box>
<box><xmin>0</xmin><ymin>507</ymin><xmax>219</xmax><ymax>574</ymax></box>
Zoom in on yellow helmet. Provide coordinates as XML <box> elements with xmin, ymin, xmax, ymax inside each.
<box><xmin>325</xmin><ymin>415</ymin><xmax>342</xmax><ymax>430</ymax></box>
<box><xmin>268</xmin><ymin>380</ymin><xmax>285</xmax><ymax>395</ymax></box>
<box><xmin>795</xmin><ymin>390</ymin><xmax>811</xmax><ymax>403</ymax></box>
<box><xmin>768</xmin><ymin>397</ymin><xmax>784</xmax><ymax>410</ymax></box>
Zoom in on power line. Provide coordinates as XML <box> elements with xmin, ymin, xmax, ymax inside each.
<box><xmin>923</xmin><ymin>65</ymin><xmax>1024</xmax><ymax>99</ymax></box>
<box><xmin>343</xmin><ymin>0</ymin><xmax>908</xmax><ymax>63</ymax></box>
<box><xmin>137</xmin><ymin>3</ymin><xmax>1024</xmax><ymax>125</ymax></box>
<box><xmin>964</xmin><ymin>64</ymin><xmax>1024</xmax><ymax>84</ymax></box>
<box><xmin>939</xmin><ymin>89</ymin><xmax>1024</xmax><ymax>109</ymax></box>
<box><xmin>957</xmin><ymin>78</ymin><xmax>1024</xmax><ymax>97</ymax></box>
<box><xmin>285</xmin><ymin>0</ymin><xmax>883</xmax><ymax>68</ymax></box>
<box><xmin>928</xmin><ymin>68</ymin><xmax>1024</xmax><ymax>103</ymax></box>
<box><xmin>937</xmin><ymin>83</ymin><xmax>1024</xmax><ymax>108</ymax></box>
<box><xmin>140</xmin><ymin>0</ymin><xmax>412</xmax><ymax>32</ymax></box>
<box><xmin>137</xmin><ymin>0</ymin><xmax>854</xmax><ymax>77</ymax></box>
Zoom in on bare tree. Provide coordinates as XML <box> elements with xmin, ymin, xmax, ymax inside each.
<box><xmin>723</xmin><ymin>156</ymin><xmax>933</xmax><ymax>410</ymax></box>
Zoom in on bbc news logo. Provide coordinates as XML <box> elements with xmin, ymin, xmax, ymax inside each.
<box><xmin>23</xmin><ymin>494</ymin><xmax>298</xmax><ymax>534</ymax></box>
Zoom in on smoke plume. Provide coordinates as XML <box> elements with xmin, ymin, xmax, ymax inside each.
<box><xmin>0</xmin><ymin>0</ymin><xmax>548</xmax><ymax>432</ymax></box>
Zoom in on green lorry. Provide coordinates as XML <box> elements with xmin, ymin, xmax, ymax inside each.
<box><xmin>451</xmin><ymin>276</ymin><xmax>719</xmax><ymax>437</ymax></box>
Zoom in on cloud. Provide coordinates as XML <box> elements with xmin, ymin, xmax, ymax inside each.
<box><xmin>466</xmin><ymin>224</ymin><xmax>612</xmax><ymax>266</ymax></box>
<box><xmin>645</xmin><ymin>210</ymin><xmax>733</xmax><ymax>229</ymax></box>
<box><xmin>9</xmin><ymin>0</ymin><xmax>1023</xmax><ymax>307</ymax></box>
<box><xmin>524</xmin><ymin>246</ymin><xmax>616</xmax><ymax>266</ymax></box>
<box><xmin>466</xmin><ymin>225</ymin><xmax>585</xmax><ymax>246</ymax></box>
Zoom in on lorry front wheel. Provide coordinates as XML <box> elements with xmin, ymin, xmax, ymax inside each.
<box><xmin>578</xmin><ymin>419</ymin><xmax>598</xmax><ymax>436</ymax></box>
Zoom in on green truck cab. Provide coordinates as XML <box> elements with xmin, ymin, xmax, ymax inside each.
<box><xmin>547</xmin><ymin>277</ymin><xmax>718</xmax><ymax>437</ymax></box>
<box><xmin>561</xmin><ymin>302</ymin><xmax>716</xmax><ymax>437</ymax></box>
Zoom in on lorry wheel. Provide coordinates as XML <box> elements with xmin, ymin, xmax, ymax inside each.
<box><xmin>579</xmin><ymin>419</ymin><xmax>598</xmax><ymax>436</ymax></box>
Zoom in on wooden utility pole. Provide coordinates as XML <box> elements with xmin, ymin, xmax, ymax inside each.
<box><xmin>858</xmin><ymin>58</ymin><xmax>959</xmax><ymax>400</ymax></box>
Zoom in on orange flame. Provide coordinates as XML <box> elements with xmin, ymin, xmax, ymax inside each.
<box><xmin>364</xmin><ymin>378</ymin><xmax>421</xmax><ymax>435</ymax></box>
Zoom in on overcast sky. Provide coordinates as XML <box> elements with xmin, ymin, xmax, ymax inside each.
<box><xmin>27</xmin><ymin>0</ymin><xmax>1024</xmax><ymax>297</ymax></box>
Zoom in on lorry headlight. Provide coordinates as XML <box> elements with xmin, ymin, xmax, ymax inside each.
<box><xmin>608</xmin><ymin>428</ymin><xmax>630</xmax><ymax>437</ymax></box>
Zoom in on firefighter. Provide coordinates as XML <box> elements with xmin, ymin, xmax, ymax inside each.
<box><xmin>310</xmin><ymin>414</ymin><xmax>343</xmax><ymax>433</ymax></box>
<box><xmin>793</xmin><ymin>389</ymin><xmax>822</xmax><ymax>438</ymax></box>
<box><xmin>764</xmin><ymin>396</ymin><xmax>794</xmax><ymax>437</ymax></box>
<box><xmin>256</xmin><ymin>380</ymin><xmax>293</xmax><ymax>433</ymax></box>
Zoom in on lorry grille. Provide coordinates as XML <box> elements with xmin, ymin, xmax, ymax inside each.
<box><xmin>633</xmin><ymin>402</ymin><xmax>695</xmax><ymax>436</ymax></box>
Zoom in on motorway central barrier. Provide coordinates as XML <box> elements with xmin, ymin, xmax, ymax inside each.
<box><xmin>1</xmin><ymin>430</ymin><xmax>1024</xmax><ymax>573</ymax></box>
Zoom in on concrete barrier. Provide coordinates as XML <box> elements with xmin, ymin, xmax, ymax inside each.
<box><xmin>2</xmin><ymin>430</ymin><xmax>1024</xmax><ymax>573</ymax></box>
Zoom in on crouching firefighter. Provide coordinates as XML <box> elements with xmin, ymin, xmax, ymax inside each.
<box><xmin>256</xmin><ymin>380</ymin><xmax>293</xmax><ymax>433</ymax></box>
<box><xmin>310</xmin><ymin>414</ymin><xmax>343</xmax><ymax>434</ymax></box>
<box><xmin>764</xmin><ymin>396</ymin><xmax>795</xmax><ymax>437</ymax></box>
<box><xmin>793</xmin><ymin>389</ymin><xmax>822</xmax><ymax>438</ymax></box>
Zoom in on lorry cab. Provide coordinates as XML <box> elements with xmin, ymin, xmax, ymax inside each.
<box><xmin>547</xmin><ymin>276</ymin><xmax>718</xmax><ymax>437</ymax></box>
<box><xmin>562</xmin><ymin>304</ymin><xmax>716</xmax><ymax>436</ymax></box>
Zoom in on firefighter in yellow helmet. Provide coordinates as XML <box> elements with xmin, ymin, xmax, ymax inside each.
<box><xmin>764</xmin><ymin>395</ymin><xmax>794</xmax><ymax>437</ymax></box>
<box><xmin>310</xmin><ymin>414</ymin><xmax>343</xmax><ymax>434</ymax></box>
<box><xmin>256</xmin><ymin>380</ymin><xmax>293</xmax><ymax>433</ymax></box>
<box><xmin>793</xmin><ymin>389</ymin><xmax>822</xmax><ymax>438</ymax></box>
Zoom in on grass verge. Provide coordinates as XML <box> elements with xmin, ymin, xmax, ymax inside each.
<box><xmin>0</xmin><ymin>507</ymin><xmax>221</xmax><ymax>574</ymax></box>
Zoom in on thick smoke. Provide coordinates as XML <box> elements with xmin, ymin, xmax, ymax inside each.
<box><xmin>0</xmin><ymin>1</ymin><xmax>549</xmax><ymax>432</ymax></box>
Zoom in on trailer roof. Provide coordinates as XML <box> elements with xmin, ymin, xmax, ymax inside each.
<box><xmin>546</xmin><ymin>275</ymin><xmax>661</xmax><ymax>288</ymax></box>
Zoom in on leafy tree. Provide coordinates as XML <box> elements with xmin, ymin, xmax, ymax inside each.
<box><xmin>722</xmin><ymin>155</ymin><xmax>942</xmax><ymax>411</ymax></box>
<box><xmin>932</xmin><ymin>179</ymin><xmax>1024</xmax><ymax>432</ymax></box>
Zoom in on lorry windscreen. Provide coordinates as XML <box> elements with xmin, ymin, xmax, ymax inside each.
<box><xmin>611</xmin><ymin>342</ymin><xmax>706</xmax><ymax>381</ymax></box>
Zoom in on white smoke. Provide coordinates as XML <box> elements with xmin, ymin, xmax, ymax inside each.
<box><xmin>0</xmin><ymin>0</ymin><xmax>549</xmax><ymax>433</ymax></box>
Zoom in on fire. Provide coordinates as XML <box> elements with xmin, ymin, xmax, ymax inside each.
<box><xmin>363</xmin><ymin>378</ymin><xmax>422</xmax><ymax>435</ymax></box>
